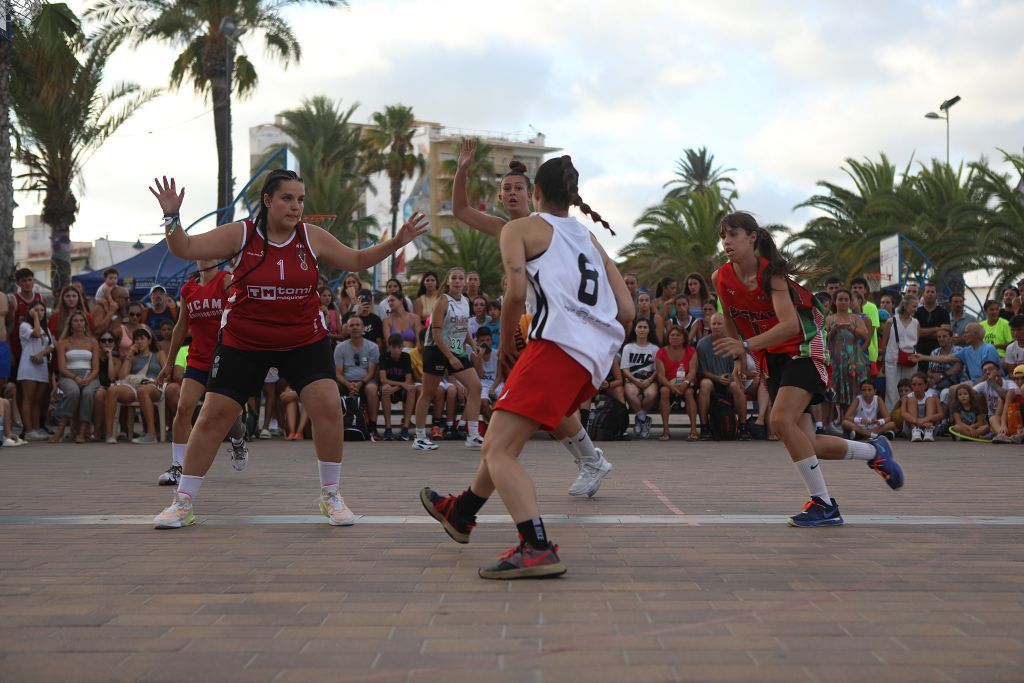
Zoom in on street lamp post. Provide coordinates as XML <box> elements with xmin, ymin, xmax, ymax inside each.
<box><xmin>924</xmin><ymin>95</ymin><xmax>960</xmax><ymax>166</ymax></box>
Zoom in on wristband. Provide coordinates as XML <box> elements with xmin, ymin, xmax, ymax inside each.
<box><xmin>162</xmin><ymin>214</ymin><xmax>181</xmax><ymax>235</ymax></box>
<box><xmin>742</xmin><ymin>340</ymin><xmax>750</xmax><ymax>352</ymax></box>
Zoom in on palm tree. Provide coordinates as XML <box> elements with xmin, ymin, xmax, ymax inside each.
<box><xmin>439</xmin><ymin>137</ymin><xmax>497</xmax><ymax>208</ymax></box>
<box><xmin>87</xmin><ymin>0</ymin><xmax>347</xmax><ymax>225</ymax></box>
<box><xmin>407</xmin><ymin>226</ymin><xmax>503</xmax><ymax>296</ymax></box>
<box><xmin>663</xmin><ymin>147</ymin><xmax>735</xmax><ymax>200</ymax></box>
<box><xmin>972</xmin><ymin>149</ymin><xmax>1024</xmax><ymax>292</ymax></box>
<box><xmin>11</xmin><ymin>3</ymin><xmax>155</xmax><ymax>291</ymax></box>
<box><xmin>619</xmin><ymin>186</ymin><xmax>736</xmax><ymax>285</ymax></box>
<box><xmin>365</xmin><ymin>104</ymin><xmax>424</xmax><ymax>271</ymax></box>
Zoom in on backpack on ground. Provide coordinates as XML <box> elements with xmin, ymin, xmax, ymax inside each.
<box><xmin>342</xmin><ymin>395</ymin><xmax>369</xmax><ymax>442</ymax></box>
<box><xmin>709</xmin><ymin>394</ymin><xmax>738</xmax><ymax>441</ymax></box>
<box><xmin>586</xmin><ymin>394</ymin><xmax>629</xmax><ymax>441</ymax></box>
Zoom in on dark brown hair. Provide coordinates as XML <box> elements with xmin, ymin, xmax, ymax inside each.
<box><xmin>719</xmin><ymin>211</ymin><xmax>808</xmax><ymax>295</ymax></box>
<box><xmin>534</xmin><ymin>156</ymin><xmax>614</xmax><ymax>235</ymax></box>
<box><xmin>229</xmin><ymin>169</ymin><xmax>304</xmax><ymax>289</ymax></box>
<box><xmin>504</xmin><ymin>160</ymin><xmax>532</xmax><ymax>189</ymax></box>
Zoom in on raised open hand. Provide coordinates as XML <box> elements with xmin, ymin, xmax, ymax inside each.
<box><xmin>148</xmin><ymin>176</ymin><xmax>185</xmax><ymax>216</ymax></box>
<box><xmin>457</xmin><ymin>138</ymin><xmax>477</xmax><ymax>170</ymax></box>
<box><xmin>396</xmin><ymin>212</ymin><xmax>430</xmax><ymax>246</ymax></box>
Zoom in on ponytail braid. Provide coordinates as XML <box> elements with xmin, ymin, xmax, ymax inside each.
<box><xmin>534</xmin><ymin>155</ymin><xmax>615</xmax><ymax>235</ymax></box>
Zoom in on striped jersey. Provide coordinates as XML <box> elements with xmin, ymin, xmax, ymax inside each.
<box><xmin>525</xmin><ymin>213</ymin><xmax>625</xmax><ymax>389</ymax></box>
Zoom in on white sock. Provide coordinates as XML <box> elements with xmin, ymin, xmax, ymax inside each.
<box><xmin>794</xmin><ymin>456</ymin><xmax>830</xmax><ymax>502</ymax></box>
<box><xmin>416</xmin><ymin>427</ymin><xmax>427</xmax><ymax>440</ymax></box>
<box><xmin>561</xmin><ymin>436</ymin><xmax>581</xmax><ymax>462</ymax></box>
<box><xmin>171</xmin><ymin>442</ymin><xmax>186</xmax><ymax>467</ymax></box>
<box><xmin>572</xmin><ymin>428</ymin><xmax>601</xmax><ymax>465</ymax></box>
<box><xmin>844</xmin><ymin>439</ymin><xmax>877</xmax><ymax>461</ymax></box>
<box><xmin>176</xmin><ymin>474</ymin><xmax>203</xmax><ymax>500</ymax></box>
<box><xmin>318</xmin><ymin>460</ymin><xmax>341</xmax><ymax>489</ymax></box>
<box><xmin>468</xmin><ymin>421</ymin><xmax>479</xmax><ymax>438</ymax></box>
<box><xmin>269</xmin><ymin>418</ymin><xmax>279</xmax><ymax>431</ymax></box>
<box><xmin>815</xmin><ymin>421</ymin><xmax>823</xmax><ymax>430</ymax></box>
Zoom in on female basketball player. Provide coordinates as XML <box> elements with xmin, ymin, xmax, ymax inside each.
<box><xmin>436</xmin><ymin>137</ymin><xmax>614</xmax><ymax>496</ymax></box>
<box><xmin>425</xmin><ymin>155</ymin><xmax>633</xmax><ymax>579</ymax></box>
<box><xmin>148</xmin><ymin>170</ymin><xmax>427</xmax><ymax>529</ymax></box>
<box><xmin>712</xmin><ymin>212</ymin><xmax>904</xmax><ymax>527</ymax></box>
<box><xmin>154</xmin><ymin>260</ymin><xmax>247</xmax><ymax>487</ymax></box>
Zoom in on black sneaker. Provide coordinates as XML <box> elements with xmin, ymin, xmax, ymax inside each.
<box><xmin>381</xmin><ymin>428</ymin><xmax>394</xmax><ymax>441</ymax></box>
<box><xmin>419</xmin><ymin>487</ymin><xmax>476</xmax><ymax>544</ymax></box>
<box><xmin>738</xmin><ymin>425</ymin><xmax>751</xmax><ymax>441</ymax></box>
<box><xmin>157</xmin><ymin>464</ymin><xmax>181</xmax><ymax>486</ymax></box>
<box><xmin>479</xmin><ymin>539</ymin><xmax>566</xmax><ymax>580</ymax></box>
<box><xmin>787</xmin><ymin>496</ymin><xmax>844</xmax><ymax>527</ymax></box>
<box><xmin>699</xmin><ymin>426</ymin><xmax>712</xmax><ymax>441</ymax></box>
<box><xmin>399</xmin><ymin>427</ymin><xmax>410</xmax><ymax>441</ymax></box>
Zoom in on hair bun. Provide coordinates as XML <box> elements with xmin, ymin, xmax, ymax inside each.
<box><xmin>508</xmin><ymin>160</ymin><xmax>527</xmax><ymax>174</ymax></box>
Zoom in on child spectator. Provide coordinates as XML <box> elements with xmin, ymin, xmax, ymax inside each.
<box><xmin>889</xmin><ymin>378</ymin><xmax>913</xmax><ymax>435</ymax></box>
<box><xmin>973</xmin><ymin>360</ymin><xmax>1014</xmax><ymax>436</ymax></box>
<box><xmin>947</xmin><ymin>382</ymin><xmax>990</xmax><ymax>441</ymax></box>
<box><xmin>18</xmin><ymin>300</ymin><xmax>52</xmax><ymax>441</ymax></box>
<box><xmin>471</xmin><ymin>328</ymin><xmax>502</xmax><ymax>424</ymax></box>
<box><xmin>94</xmin><ymin>267</ymin><xmax>119</xmax><ymax>304</ymax></box>
<box><xmin>485</xmin><ymin>300</ymin><xmax>501</xmax><ymax>349</ymax></box>
<box><xmin>378</xmin><ymin>334</ymin><xmax>416</xmax><ymax>441</ymax></box>
<box><xmin>842</xmin><ymin>379</ymin><xmax>896</xmax><ymax>440</ymax></box>
<box><xmin>979</xmin><ymin>299</ymin><xmax>1012</xmax><ymax>358</ymax></box>
<box><xmin>991</xmin><ymin>364</ymin><xmax>1024</xmax><ymax>443</ymax></box>
<box><xmin>900</xmin><ymin>372</ymin><xmax>944</xmax><ymax>442</ymax></box>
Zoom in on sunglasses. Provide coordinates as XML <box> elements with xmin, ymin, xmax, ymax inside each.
<box><xmin>128</xmin><ymin>312</ymin><xmax>142</xmax><ymax>318</ymax></box>
<box><xmin>99</xmin><ymin>338</ymin><xmax>115</xmax><ymax>343</ymax></box>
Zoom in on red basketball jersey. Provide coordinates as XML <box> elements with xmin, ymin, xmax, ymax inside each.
<box><xmin>180</xmin><ymin>270</ymin><xmax>229</xmax><ymax>371</ymax></box>
<box><xmin>9</xmin><ymin>290</ymin><xmax>43</xmax><ymax>360</ymax></box>
<box><xmin>220</xmin><ymin>222</ymin><xmax>326</xmax><ymax>351</ymax></box>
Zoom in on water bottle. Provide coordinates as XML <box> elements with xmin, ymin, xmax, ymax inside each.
<box><xmin>673</xmin><ymin>364</ymin><xmax>687</xmax><ymax>386</ymax></box>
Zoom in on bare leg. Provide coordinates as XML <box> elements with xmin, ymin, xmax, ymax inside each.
<box><xmin>481</xmin><ymin>410</ymin><xmax>544</xmax><ymax>522</ymax></box>
<box><xmin>300</xmin><ymin>379</ymin><xmax>344</xmax><ymax>464</ymax></box>
<box><xmin>181</xmin><ymin>393</ymin><xmax>243</xmax><ymax>477</ymax></box>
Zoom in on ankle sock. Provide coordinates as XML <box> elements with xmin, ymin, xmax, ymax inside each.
<box><xmin>171</xmin><ymin>442</ymin><xmax>185</xmax><ymax>467</ymax></box>
<box><xmin>454</xmin><ymin>487</ymin><xmax>488</xmax><ymax>519</ymax></box>
<box><xmin>318</xmin><ymin>460</ymin><xmax>341</xmax><ymax>489</ymax></box>
<box><xmin>176</xmin><ymin>474</ymin><xmax>203</xmax><ymax>501</ymax></box>
<box><xmin>794</xmin><ymin>456</ymin><xmax>830</xmax><ymax>503</ymax></box>
<box><xmin>516</xmin><ymin>516</ymin><xmax>549</xmax><ymax>550</ymax></box>
<box><xmin>468</xmin><ymin>421</ymin><xmax>479</xmax><ymax>439</ymax></box>
<box><xmin>572</xmin><ymin>428</ymin><xmax>601</xmax><ymax>465</ymax></box>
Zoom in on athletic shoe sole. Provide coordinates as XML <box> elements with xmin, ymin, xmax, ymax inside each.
<box><xmin>787</xmin><ymin>516</ymin><xmax>844</xmax><ymax>528</ymax></box>
<box><xmin>154</xmin><ymin>515</ymin><xmax>194</xmax><ymax>530</ymax></box>
<box><xmin>412</xmin><ymin>440</ymin><xmax>438</xmax><ymax>451</ymax></box>
<box><xmin>419</xmin><ymin>487</ymin><xmax>470</xmax><ymax>544</ymax></box>
<box><xmin>478</xmin><ymin>562</ymin><xmax>567</xmax><ymax>580</ymax></box>
<box><xmin>319</xmin><ymin>499</ymin><xmax>356</xmax><ymax>526</ymax></box>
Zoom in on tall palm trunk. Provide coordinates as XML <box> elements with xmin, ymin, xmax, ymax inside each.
<box><xmin>0</xmin><ymin>40</ymin><xmax>14</xmax><ymax>290</ymax></box>
<box><xmin>43</xmin><ymin>185</ymin><xmax>76</xmax><ymax>292</ymax></box>
<box><xmin>206</xmin><ymin>39</ymin><xmax>233</xmax><ymax>225</ymax></box>
<box><xmin>388</xmin><ymin>142</ymin><xmax>407</xmax><ymax>273</ymax></box>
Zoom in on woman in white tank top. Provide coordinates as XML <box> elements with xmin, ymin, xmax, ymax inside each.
<box><xmin>51</xmin><ymin>312</ymin><xmax>102</xmax><ymax>443</ymax></box>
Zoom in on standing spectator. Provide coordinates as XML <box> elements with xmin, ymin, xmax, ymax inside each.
<box><xmin>623</xmin><ymin>272</ymin><xmax>640</xmax><ymax>307</ymax></box>
<box><xmin>652</xmin><ymin>277</ymin><xmax>678</xmax><ymax>321</ymax></box>
<box><xmin>850</xmin><ymin>277</ymin><xmax>881</xmax><ymax>374</ymax></box>
<box><xmin>823</xmin><ymin>276</ymin><xmax>842</xmax><ymax>299</ymax></box>
<box><xmin>850</xmin><ymin>292</ymin><xmax>875</xmax><ymax>367</ymax></box>
<box><xmin>7</xmin><ymin>268</ymin><xmax>43</xmax><ymax>375</ymax></box>
<box><xmin>878</xmin><ymin>293</ymin><xmax>895</xmax><ymax>324</ymax></box>
<box><xmin>999</xmin><ymin>286</ymin><xmax>1019</xmax><ymax>321</ymax></box>
<box><xmin>913</xmin><ymin>282</ymin><xmax>950</xmax><ymax>372</ymax></box>
<box><xmin>655</xmin><ymin>325</ymin><xmax>698</xmax><ymax>441</ymax></box>
<box><xmin>465</xmin><ymin>271</ymin><xmax>486</xmax><ymax>301</ymax></box>
<box><xmin>383</xmin><ymin>294</ymin><xmax>419</xmax><ymax>350</ymax></box>
<box><xmin>621</xmin><ymin>318</ymin><xmax>659</xmax><ymax>438</ymax></box>
<box><xmin>142</xmin><ymin>286</ymin><xmax>178</xmax><ymax>340</ymax></box>
<box><xmin>826</xmin><ymin>289</ymin><xmax>869</xmax><ymax>428</ymax></box>
<box><xmin>683</xmin><ymin>273</ymin><xmax>711</xmax><ymax>320</ymax></box>
<box><xmin>376</xmin><ymin>278</ymin><xmax>413</xmax><ymax>319</ymax></box>
<box><xmin>413</xmin><ymin>271</ymin><xmax>440</xmax><ymax>324</ymax></box>
<box><xmin>17</xmin><ymin>300</ymin><xmax>52</xmax><ymax>441</ymax></box>
<box><xmin>924</xmin><ymin>323</ymin><xmax>1001</xmax><ymax>384</ymax></box>
<box><xmin>378</xmin><ymin>333</ymin><xmax>416</xmax><ymax>441</ymax></box>
<box><xmin>948</xmin><ymin>292</ymin><xmax>970</xmax><ymax>345</ymax></box>
<box><xmin>979</xmin><ymin>299</ymin><xmax>1012</xmax><ymax>358</ymax></box>
<box><xmin>669</xmin><ymin>293</ymin><xmax>703</xmax><ymax>342</ymax></box>
<box><xmin>900</xmin><ymin>372</ymin><xmax>944</xmax><ymax>442</ymax></box>
<box><xmin>633</xmin><ymin>291</ymin><xmax>664</xmax><ymax>346</ymax></box>
<box><xmin>48</xmin><ymin>285</ymin><xmax>93</xmax><ymax>338</ymax></box>
<box><xmin>1003</xmin><ymin>315</ymin><xmax>1024</xmax><ymax>377</ymax></box>
<box><xmin>334</xmin><ymin>316</ymin><xmax>380</xmax><ymax>437</ymax></box>
<box><xmin>882</xmin><ymin>293</ymin><xmax>920</xmax><ymax>409</ymax></box>
<box><xmin>699</xmin><ymin>300</ymin><xmax>717</xmax><ymax>340</ymax></box>
<box><xmin>696</xmin><ymin>313</ymin><xmax>749</xmax><ymax>441</ymax></box>
<box><xmin>49</xmin><ymin>312</ymin><xmax>101</xmax><ymax>443</ymax></box>
<box><xmin>904</xmin><ymin>282</ymin><xmax>920</xmax><ymax>299</ymax></box>
<box><xmin>124</xmin><ymin>302</ymin><xmax>152</xmax><ymax>348</ymax></box>
<box><xmin>947</xmin><ymin>382</ymin><xmax>990</xmax><ymax>441</ymax></box>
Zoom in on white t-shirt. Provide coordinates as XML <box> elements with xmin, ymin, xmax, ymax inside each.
<box><xmin>1005</xmin><ymin>341</ymin><xmax>1024</xmax><ymax>369</ymax></box>
<box><xmin>620</xmin><ymin>342</ymin><xmax>657</xmax><ymax>381</ymax></box>
<box><xmin>973</xmin><ymin>378</ymin><xmax>1015</xmax><ymax>415</ymax></box>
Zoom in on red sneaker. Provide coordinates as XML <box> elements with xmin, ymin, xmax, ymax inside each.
<box><xmin>479</xmin><ymin>539</ymin><xmax>566</xmax><ymax>580</ymax></box>
<box><xmin>419</xmin><ymin>487</ymin><xmax>476</xmax><ymax>544</ymax></box>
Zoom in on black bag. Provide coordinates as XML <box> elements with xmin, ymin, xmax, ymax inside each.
<box><xmin>709</xmin><ymin>394</ymin><xmax>738</xmax><ymax>441</ymax></box>
<box><xmin>342</xmin><ymin>395</ymin><xmax>369</xmax><ymax>442</ymax></box>
<box><xmin>586</xmin><ymin>394</ymin><xmax>629</xmax><ymax>441</ymax></box>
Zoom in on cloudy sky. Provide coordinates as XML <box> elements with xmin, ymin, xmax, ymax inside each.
<box><xmin>18</xmin><ymin>0</ymin><xmax>1024</xmax><ymax>259</ymax></box>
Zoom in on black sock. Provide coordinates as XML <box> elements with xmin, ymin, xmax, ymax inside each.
<box><xmin>516</xmin><ymin>517</ymin><xmax>549</xmax><ymax>550</ymax></box>
<box><xmin>453</xmin><ymin>487</ymin><xmax>487</xmax><ymax>519</ymax></box>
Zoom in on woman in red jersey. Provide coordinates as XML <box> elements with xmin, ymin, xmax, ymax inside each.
<box><xmin>149</xmin><ymin>170</ymin><xmax>428</xmax><ymax>529</ymax></box>
<box><xmin>712</xmin><ymin>212</ymin><xmax>904</xmax><ymax>528</ymax></box>
<box><xmin>154</xmin><ymin>260</ymin><xmax>248</xmax><ymax>488</ymax></box>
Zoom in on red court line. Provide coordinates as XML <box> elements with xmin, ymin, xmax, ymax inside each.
<box><xmin>642</xmin><ymin>479</ymin><xmax>700</xmax><ymax>526</ymax></box>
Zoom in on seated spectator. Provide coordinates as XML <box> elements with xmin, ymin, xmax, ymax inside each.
<box><xmin>253</xmin><ymin>368</ymin><xmax>284</xmax><ymax>439</ymax></box>
<box><xmin>379</xmin><ymin>334</ymin><xmax>416</xmax><ymax>441</ymax></box>
<box><xmin>882</xmin><ymin>293</ymin><xmax>919</xmax><ymax>409</ymax></box>
<box><xmin>279</xmin><ymin>383</ymin><xmax>309</xmax><ymax>440</ymax></box>
<box><xmin>354</xmin><ymin>289</ymin><xmax>385</xmax><ymax>349</ymax></box>
<box><xmin>471</xmin><ymin>328</ymin><xmax>501</xmax><ymax>424</ymax></box>
<box><xmin>49</xmin><ymin>312</ymin><xmax>101</xmax><ymax>444</ymax></box>
<box><xmin>980</xmin><ymin>299</ymin><xmax>1012</xmax><ymax>358</ymax></box>
<box><xmin>928</xmin><ymin>327</ymin><xmax>963</xmax><ymax>396</ymax></box>
<box><xmin>655</xmin><ymin>325</ymin><xmax>698</xmax><ymax>441</ymax></box>
<box><xmin>485</xmin><ymin>300</ymin><xmax>501</xmax><ymax>348</ymax></box>
<box><xmin>842</xmin><ymin>379</ymin><xmax>896</xmax><ymax>440</ymax></box>
<box><xmin>376</xmin><ymin>277</ymin><xmax>414</xmax><ymax>319</ymax></box>
<box><xmin>947</xmin><ymin>382</ymin><xmax>990</xmax><ymax>441</ymax></box>
<box><xmin>901</xmin><ymin>372</ymin><xmax>943</xmax><ymax>442</ymax></box>
<box><xmin>889</xmin><ymin>378</ymin><xmax>913</xmax><ymax>434</ymax></box>
<box><xmin>921</xmin><ymin>322</ymin><xmax>1001</xmax><ymax>385</ymax></box>
<box><xmin>621</xmin><ymin>318</ymin><xmax>659</xmax><ymax>439</ymax></box>
<box><xmin>991</xmin><ymin>365</ymin><xmax>1024</xmax><ymax>443</ymax></box>
<box><xmin>973</xmin><ymin>360</ymin><xmax>1015</xmax><ymax>439</ymax></box>
<box><xmin>439</xmin><ymin>376</ymin><xmax>468</xmax><ymax>440</ymax></box>
<box><xmin>334</xmin><ymin>316</ymin><xmax>380</xmax><ymax>437</ymax></box>
<box><xmin>383</xmin><ymin>294</ymin><xmax>419</xmax><ymax>350</ymax></box>
<box><xmin>142</xmin><ymin>286</ymin><xmax>178</xmax><ymax>340</ymax></box>
<box><xmin>0</xmin><ymin>396</ymin><xmax>25</xmax><ymax>446</ymax></box>
<box><xmin>668</xmin><ymin>294</ymin><xmax>703</xmax><ymax>343</ymax></box>
<box><xmin>739</xmin><ymin>353</ymin><xmax>774</xmax><ymax>440</ymax></box>
<box><xmin>91</xmin><ymin>330</ymin><xmax>119</xmax><ymax>441</ymax></box>
<box><xmin>104</xmin><ymin>327</ymin><xmax>166</xmax><ymax>444</ymax></box>
<box><xmin>1002</xmin><ymin>315</ymin><xmax>1024</xmax><ymax>377</ymax></box>
<box><xmin>696</xmin><ymin>313</ymin><xmax>750</xmax><ymax>441</ymax></box>
<box><xmin>580</xmin><ymin>355</ymin><xmax>626</xmax><ymax>428</ymax></box>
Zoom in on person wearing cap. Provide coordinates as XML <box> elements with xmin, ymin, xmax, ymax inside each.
<box><xmin>142</xmin><ymin>285</ymin><xmax>178</xmax><ymax>341</ymax></box>
<box><xmin>991</xmin><ymin>364</ymin><xmax>1024</xmax><ymax>443</ymax></box>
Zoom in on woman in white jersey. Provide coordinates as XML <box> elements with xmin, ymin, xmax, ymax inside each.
<box><xmin>412</xmin><ymin>267</ymin><xmax>483</xmax><ymax>450</ymax></box>
<box><xmin>427</xmin><ymin>155</ymin><xmax>633</xmax><ymax>580</ymax></box>
<box><xmin>421</xmin><ymin>138</ymin><xmax>614</xmax><ymax>499</ymax></box>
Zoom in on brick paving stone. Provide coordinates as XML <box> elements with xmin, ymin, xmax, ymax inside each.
<box><xmin>1</xmin><ymin>438</ymin><xmax>1022</xmax><ymax>682</ymax></box>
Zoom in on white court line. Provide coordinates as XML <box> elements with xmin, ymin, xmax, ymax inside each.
<box><xmin>1</xmin><ymin>514</ymin><xmax>1023</xmax><ymax>526</ymax></box>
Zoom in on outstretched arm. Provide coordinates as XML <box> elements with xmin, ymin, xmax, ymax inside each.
<box><xmin>150</xmin><ymin>176</ymin><xmax>243</xmax><ymax>261</ymax></box>
<box><xmin>308</xmin><ymin>214</ymin><xmax>429</xmax><ymax>272</ymax></box>
<box><xmin>452</xmin><ymin>138</ymin><xmax>505</xmax><ymax>238</ymax></box>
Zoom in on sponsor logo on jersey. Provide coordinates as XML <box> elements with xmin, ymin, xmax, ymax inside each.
<box><xmin>187</xmin><ymin>297</ymin><xmax>224</xmax><ymax>318</ymax></box>
<box><xmin>246</xmin><ymin>285</ymin><xmax>314</xmax><ymax>301</ymax></box>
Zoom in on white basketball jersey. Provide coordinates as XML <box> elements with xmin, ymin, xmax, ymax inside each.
<box><xmin>526</xmin><ymin>213</ymin><xmax>625</xmax><ymax>388</ymax></box>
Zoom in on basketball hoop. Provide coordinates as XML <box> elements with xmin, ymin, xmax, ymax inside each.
<box><xmin>301</xmin><ymin>214</ymin><xmax>337</xmax><ymax>231</ymax></box>
<box><xmin>3</xmin><ymin>0</ymin><xmax>44</xmax><ymax>41</ymax></box>
<box><xmin>863</xmin><ymin>272</ymin><xmax>883</xmax><ymax>293</ymax></box>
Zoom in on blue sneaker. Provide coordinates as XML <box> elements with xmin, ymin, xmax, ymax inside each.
<box><xmin>788</xmin><ymin>496</ymin><xmax>844</xmax><ymax>527</ymax></box>
<box><xmin>867</xmin><ymin>435</ymin><xmax>904</xmax><ymax>490</ymax></box>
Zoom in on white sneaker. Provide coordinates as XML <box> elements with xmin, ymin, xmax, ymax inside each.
<box><xmin>257</xmin><ymin>428</ymin><xmax>272</xmax><ymax>440</ymax></box>
<box><xmin>228</xmin><ymin>438</ymin><xmax>249</xmax><ymax>471</ymax></box>
<box><xmin>4</xmin><ymin>437</ymin><xmax>23</xmax><ymax>447</ymax></box>
<box><xmin>923</xmin><ymin>427</ymin><xmax>935</xmax><ymax>442</ymax></box>
<box><xmin>25</xmin><ymin>429</ymin><xmax>49</xmax><ymax>441</ymax></box>
<box><xmin>412</xmin><ymin>436</ymin><xmax>438</xmax><ymax>451</ymax></box>
<box><xmin>153</xmin><ymin>492</ymin><xmax>195</xmax><ymax>529</ymax></box>
<box><xmin>465</xmin><ymin>435</ymin><xmax>484</xmax><ymax>449</ymax></box>
<box><xmin>105</xmin><ymin>435</ymin><xmax>118</xmax><ymax>445</ymax></box>
<box><xmin>319</xmin><ymin>486</ymin><xmax>355</xmax><ymax>526</ymax></box>
<box><xmin>568</xmin><ymin>450</ymin><xmax>612</xmax><ymax>497</ymax></box>
<box><xmin>911</xmin><ymin>427</ymin><xmax>923</xmax><ymax>443</ymax></box>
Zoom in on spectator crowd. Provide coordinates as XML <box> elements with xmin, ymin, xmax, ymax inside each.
<box><xmin>2</xmin><ymin>266</ymin><xmax>1023</xmax><ymax>448</ymax></box>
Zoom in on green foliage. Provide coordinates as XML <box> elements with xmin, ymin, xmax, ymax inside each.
<box><xmin>439</xmin><ymin>137</ymin><xmax>497</xmax><ymax>208</ymax></box>
<box><xmin>407</xmin><ymin>226</ymin><xmax>503</xmax><ymax>296</ymax></box>
<box><xmin>365</xmin><ymin>104</ymin><xmax>425</xmax><ymax>241</ymax></box>
<box><xmin>663</xmin><ymin>146</ymin><xmax>735</xmax><ymax>200</ymax></box>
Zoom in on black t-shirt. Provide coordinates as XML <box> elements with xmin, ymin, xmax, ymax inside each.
<box><xmin>379</xmin><ymin>351</ymin><xmax>412</xmax><ymax>384</ymax></box>
<box><xmin>914</xmin><ymin>304</ymin><xmax>950</xmax><ymax>356</ymax></box>
<box><xmin>341</xmin><ymin>311</ymin><xmax>385</xmax><ymax>347</ymax></box>
<box><xmin>999</xmin><ymin>308</ymin><xmax>1015</xmax><ymax>321</ymax></box>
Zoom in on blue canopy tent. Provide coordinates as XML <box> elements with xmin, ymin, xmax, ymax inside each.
<box><xmin>73</xmin><ymin>240</ymin><xmax>194</xmax><ymax>299</ymax></box>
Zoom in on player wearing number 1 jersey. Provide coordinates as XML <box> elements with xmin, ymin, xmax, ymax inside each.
<box><xmin>148</xmin><ymin>170</ymin><xmax>428</xmax><ymax>530</ymax></box>
<box><xmin>422</xmin><ymin>155</ymin><xmax>634</xmax><ymax>580</ymax></box>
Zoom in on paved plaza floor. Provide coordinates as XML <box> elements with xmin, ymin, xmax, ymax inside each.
<box><xmin>1</xmin><ymin>435</ymin><xmax>1022</xmax><ymax>682</ymax></box>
